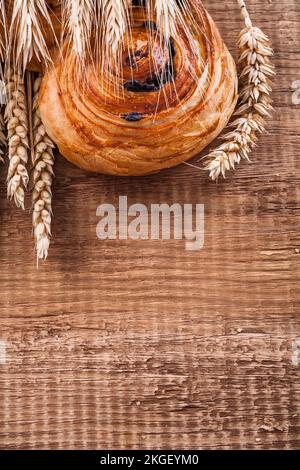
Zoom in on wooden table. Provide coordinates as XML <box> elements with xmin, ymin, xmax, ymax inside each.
<box><xmin>0</xmin><ymin>0</ymin><xmax>299</xmax><ymax>450</ymax></box>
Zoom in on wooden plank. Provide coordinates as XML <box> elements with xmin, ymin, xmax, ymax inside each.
<box><xmin>0</xmin><ymin>0</ymin><xmax>299</xmax><ymax>450</ymax></box>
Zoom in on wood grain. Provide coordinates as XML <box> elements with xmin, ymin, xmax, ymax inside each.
<box><xmin>0</xmin><ymin>0</ymin><xmax>299</xmax><ymax>450</ymax></box>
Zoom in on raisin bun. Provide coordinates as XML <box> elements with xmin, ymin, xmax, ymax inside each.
<box><xmin>38</xmin><ymin>1</ymin><xmax>238</xmax><ymax>176</ymax></box>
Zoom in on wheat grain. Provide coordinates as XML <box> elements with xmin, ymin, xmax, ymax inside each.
<box><xmin>5</xmin><ymin>67</ymin><xmax>29</xmax><ymax>209</ymax></box>
<box><xmin>204</xmin><ymin>0</ymin><xmax>275</xmax><ymax>180</ymax></box>
<box><xmin>32</xmin><ymin>76</ymin><xmax>55</xmax><ymax>263</ymax></box>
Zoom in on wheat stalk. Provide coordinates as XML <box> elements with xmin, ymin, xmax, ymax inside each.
<box><xmin>63</xmin><ymin>0</ymin><xmax>95</xmax><ymax>59</ymax></box>
<box><xmin>8</xmin><ymin>0</ymin><xmax>54</xmax><ymax>71</ymax></box>
<box><xmin>4</xmin><ymin>68</ymin><xmax>29</xmax><ymax>209</ymax></box>
<box><xmin>32</xmin><ymin>76</ymin><xmax>55</xmax><ymax>263</ymax></box>
<box><xmin>204</xmin><ymin>0</ymin><xmax>275</xmax><ymax>180</ymax></box>
<box><xmin>0</xmin><ymin>0</ymin><xmax>7</xmax><ymax>65</ymax></box>
<box><xmin>0</xmin><ymin>110</ymin><xmax>5</xmax><ymax>163</ymax></box>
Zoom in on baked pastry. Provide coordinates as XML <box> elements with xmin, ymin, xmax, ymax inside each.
<box><xmin>38</xmin><ymin>2</ymin><xmax>238</xmax><ymax>175</ymax></box>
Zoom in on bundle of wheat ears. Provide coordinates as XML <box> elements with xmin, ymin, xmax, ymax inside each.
<box><xmin>0</xmin><ymin>0</ymin><xmax>274</xmax><ymax>262</ymax></box>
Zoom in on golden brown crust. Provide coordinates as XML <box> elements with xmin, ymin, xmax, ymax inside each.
<box><xmin>38</xmin><ymin>2</ymin><xmax>238</xmax><ymax>176</ymax></box>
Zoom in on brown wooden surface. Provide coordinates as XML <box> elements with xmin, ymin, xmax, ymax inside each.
<box><xmin>0</xmin><ymin>0</ymin><xmax>299</xmax><ymax>450</ymax></box>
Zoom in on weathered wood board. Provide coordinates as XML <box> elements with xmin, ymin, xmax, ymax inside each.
<box><xmin>0</xmin><ymin>0</ymin><xmax>299</xmax><ymax>450</ymax></box>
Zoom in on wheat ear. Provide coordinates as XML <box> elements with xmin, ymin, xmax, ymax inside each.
<box><xmin>4</xmin><ymin>68</ymin><xmax>29</xmax><ymax>209</ymax></box>
<box><xmin>8</xmin><ymin>0</ymin><xmax>54</xmax><ymax>71</ymax></box>
<box><xmin>155</xmin><ymin>0</ymin><xmax>178</xmax><ymax>41</ymax></box>
<box><xmin>32</xmin><ymin>76</ymin><xmax>55</xmax><ymax>263</ymax></box>
<box><xmin>0</xmin><ymin>0</ymin><xmax>5</xmax><ymax>164</ymax></box>
<box><xmin>204</xmin><ymin>0</ymin><xmax>275</xmax><ymax>180</ymax></box>
<box><xmin>154</xmin><ymin>0</ymin><xmax>193</xmax><ymax>43</ymax></box>
<box><xmin>99</xmin><ymin>0</ymin><xmax>130</xmax><ymax>69</ymax></box>
<box><xmin>63</xmin><ymin>0</ymin><xmax>95</xmax><ymax>59</ymax></box>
